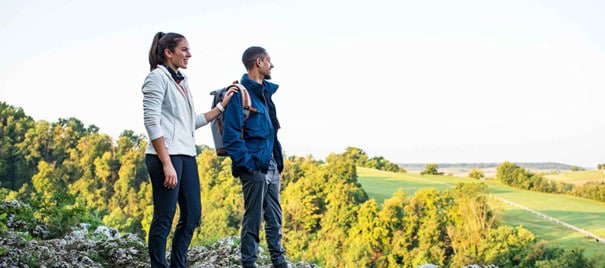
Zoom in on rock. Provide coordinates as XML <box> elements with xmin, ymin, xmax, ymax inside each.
<box><xmin>418</xmin><ymin>264</ymin><xmax>441</xmax><ymax>268</ymax></box>
<box><xmin>64</xmin><ymin>229</ymin><xmax>87</xmax><ymax>243</ymax></box>
<box><xmin>32</xmin><ymin>225</ymin><xmax>50</xmax><ymax>239</ymax></box>
<box><xmin>93</xmin><ymin>226</ymin><xmax>121</xmax><ymax>240</ymax></box>
<box><xmin>0</xmin><ymin>223</ymin><xmax>317</xmax><ymax>268</ymax></box>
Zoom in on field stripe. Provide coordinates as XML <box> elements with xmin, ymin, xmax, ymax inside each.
<box><xmin>490</xmin><ymin>195</ymin><xmax>605</xmax><ymax>244</ymax></box>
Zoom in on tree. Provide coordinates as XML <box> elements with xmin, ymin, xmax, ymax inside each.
<box><xmin>571</xmin><ymin>166</ymin><xmax>584</xmax><ymax>171</ymax></box>
<box><xmin>29</xmin><ymin>161</ymin><xmax>85</xmax><ymax>236</ymax></box>
<box><xmin>345</xmin><ymin>199</ymin><xmax>385</xmax><ymax>267</ymax></box>
<box><xmin>496</xmin><ymin>162</ymin><xmax>523</xmax><ymax>185</ymax></box>
<box><xmin>447</xmin><ymin>183</ymin><xmax>495</xmax><ymax>266</ymax></box>
<box><xmin>0</xmin><ymin>102</ymin><xmax>35</xmax><ymax>189</ymax></box>
<box><xmin>468</xmin><ymin>168</ymin><xmax>484</xmax><ymax>180</ymax></box>
<box><xmin>421</xmin><ymin>163</ymin><xmax>443</xmax><ymax>175</ymax></box>
<box><xmin>403</xmin><ymin>188</ymin><xmax>451</xmax><ymax>267</ymax></box>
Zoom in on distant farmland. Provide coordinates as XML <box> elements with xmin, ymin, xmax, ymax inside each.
<box><xmin>545</xmin><ymin>170</ymin><xmax>605</xmax><ymax>185</ymax></box>
<box><xmin>357</xmin><ymin>167</ymin><xmax>605</xmax><ymax>257</ymax></box>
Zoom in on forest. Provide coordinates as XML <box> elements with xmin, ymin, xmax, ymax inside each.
<box><xmin>0</xmin><ymin>101</ymin><xmax>601</xmax><ymax>267</ymax></box>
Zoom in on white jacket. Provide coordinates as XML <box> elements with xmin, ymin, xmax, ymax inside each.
<box><xmin>142</xmin><ymin>65</ymin><xmax>207</xmax><ymax>156</ymax></box>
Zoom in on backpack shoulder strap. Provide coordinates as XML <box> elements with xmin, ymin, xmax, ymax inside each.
<box><xmin>231</xmin><ymin>84</ymin><xmax>252</xmax><ymax>121</ymax></box>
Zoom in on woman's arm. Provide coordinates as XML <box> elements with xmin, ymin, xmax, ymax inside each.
<box><xmin>196</xmin><ymin>86</ymin><xmax>239</xmax><ymax>127</ymax></box>
<box><xmin>142</xmin><ymin>72</ymin><xmax>177</xmax><ymax>189</ymax></box>
<box><xmin>150</xmin><ymin>137</ymin><xmax>177</xmax><ymax>189</ymax></box>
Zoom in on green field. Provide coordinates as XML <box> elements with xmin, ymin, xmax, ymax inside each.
<box><xmin>357</xmin><ymin>167</ymin><xmax>605</xmax><ymax>257</ymax></box>
<box><xmin>545</xmin><ymin>170</ymin><xmax>605</xmax><ymax>185</ymax></box>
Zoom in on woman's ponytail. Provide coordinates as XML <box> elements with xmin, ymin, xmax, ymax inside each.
<box><xmin>148</xmin><ymin>32</ymin><xmax>185</xmax><ymax>71</ymax></box>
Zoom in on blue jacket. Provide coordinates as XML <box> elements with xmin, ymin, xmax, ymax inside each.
<box><xmin>223</xmin><ymin>74</ymin><xmax>284</xmax><ymax>177</ymax></box>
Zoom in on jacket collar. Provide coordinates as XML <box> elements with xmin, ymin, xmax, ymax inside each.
<box><xmin>156</xmin><ymin>65</ymin><xmax>194</xmax><ymax>112</ymax></box>
<box><xmin>157</xmin><ymin>65</ymin><xmax>187</xmax><ymax>84</ymax></box>
<box><xmin>240</xmin><ymin>73</ymin><xmax>278</xmax><ymax>98</ymax></box>
<box><xmin>161</xmin><ymin>64</ymin><xmax>185</xmax><ymax>84</ymax></box>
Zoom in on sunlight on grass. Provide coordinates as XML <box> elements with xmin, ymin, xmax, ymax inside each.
<box><xmin>357</xmin><ymin>167</ymin><xmax>605</xmax><ymax>257</ymax></box>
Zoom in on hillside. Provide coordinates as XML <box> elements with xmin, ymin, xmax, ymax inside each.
<box><xmin>357</xmin><ymin>167</ymin><xmax>605</xmax><ymax>258</ymax></box>
<box><xmin>545</xmin><ymin>170</ymin><xmax>605</xmax><ymax>185</ymax></box>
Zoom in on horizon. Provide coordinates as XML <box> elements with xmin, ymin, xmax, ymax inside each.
<box><xmin>1</xmin><ymin>0</ymin><xmax>604</xmax><ymax>167</ymax></box>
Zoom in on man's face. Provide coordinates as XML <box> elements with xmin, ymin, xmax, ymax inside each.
<box><xmin>258</xmin><ymin>54</ymin><xmax>274</xmax><ymax>80</ymax></box>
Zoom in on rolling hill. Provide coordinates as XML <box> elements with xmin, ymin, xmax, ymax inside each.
<box><xmin>357</xmin><ymin>167</ymin><xmax>605</xmax><ymax>257</ymax></box>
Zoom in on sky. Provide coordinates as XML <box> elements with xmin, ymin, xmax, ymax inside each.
<box><xmin>1</xmin><ymin>0</ymin><xmax>604</xmax><ymax>167</ymax></box>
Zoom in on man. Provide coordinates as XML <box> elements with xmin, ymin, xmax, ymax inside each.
<box><xmin>222</xmin><ymin>46</ymin><xmax>286</xmax><ymax>268</ymax></box>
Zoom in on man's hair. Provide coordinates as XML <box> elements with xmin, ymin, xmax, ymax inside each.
<box><xmin>242</xmin><ymin>46</ymin><xmax>267</xmax><ymax>71</ymax></box>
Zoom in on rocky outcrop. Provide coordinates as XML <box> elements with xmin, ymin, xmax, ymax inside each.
<box><xmin>0</xmin><ymin>221</ymin><xmax>317</xmax><ymax>267</ymax></box>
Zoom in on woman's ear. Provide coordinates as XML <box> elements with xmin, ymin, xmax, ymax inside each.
<box><xmin>164</xmin><ymin>48</ymin><xmax>172</xmax><ymax>59</ymax></box>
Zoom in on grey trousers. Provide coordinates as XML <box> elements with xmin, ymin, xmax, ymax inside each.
<box><xmin>239</xmin><ymin>159</ymin><xmax>286</xmax><ymax>267</ymax></box>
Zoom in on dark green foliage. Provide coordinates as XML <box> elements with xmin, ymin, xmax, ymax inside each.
<box><xmin>496</xmin><ymin>162</ymin><xmax>605</xmax><ymax>203</ymax></box>
<box><xmin>0</xmin><ymin>101</ymin><xmax>35</xmax><ymax>189</ymax></box>
<box><xmin>0</xmin><ymin>102</ymin><xmax>601</xmax><ymax>267</ymax></box>
<box><xmin>468</xmin><ymin>168</ymin><xmax>484</xmax><ymax>179</ymax></box>
<box><xmin>326</xmin><ymin>147</ymin><xmax>406</xmax><ymax>173</ymax></box>
<box><xmin>496</xmin><ymin>162</ymin><xmax>570</xmax><ymax>193</ymax></box>
<box><xmin>572</xmin><ymin>182</ymin><xmax>605</xmax><ymax>202</ymax></box>
<box><xmin>535</xmin><ymin>248</ymin><xmax>598</xmax><ymax>268</ymax></box>
<box><xmin>420</xmin><ymin>163</ymin><xmax>443</xmax><ymax>175</ymax></box>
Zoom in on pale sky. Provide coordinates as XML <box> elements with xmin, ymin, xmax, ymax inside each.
<box><xmin>1</xmin><ymin>0</ymin><xmax>604</xmax><ymax>167</ymax></box>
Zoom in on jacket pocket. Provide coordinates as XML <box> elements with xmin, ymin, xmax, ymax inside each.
<box><xmin>160</xmin><ymin>120</ymin><xmax>175</xmax><ymax>148</ymax></box>
<box><xmin>244</xmin><ymin>110</ymin><xmax>270</xmax><ymax>139</ymax></box>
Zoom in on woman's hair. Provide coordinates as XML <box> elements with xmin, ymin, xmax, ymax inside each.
<box><xmin>148</xmin><ymin>32</ymin><xmax>186</xmax><ymax>71</ymax></box>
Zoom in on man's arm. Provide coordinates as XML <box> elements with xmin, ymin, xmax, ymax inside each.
<box><xmin>222</xmin><ymin>91</ymin><xmax>255</xmax><ymax>173</ymax></box>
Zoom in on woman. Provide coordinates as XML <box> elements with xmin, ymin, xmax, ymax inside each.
<box><xmin>142</xmin><ymin>31</ymin><xmax>237</xmax><ymax>268</ymax></box>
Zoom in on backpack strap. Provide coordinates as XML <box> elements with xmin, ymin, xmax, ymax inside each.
<box><xmin>228</xmin><ymin>84</ymin><xmax>253</xmax><ymax>121</ymax></box>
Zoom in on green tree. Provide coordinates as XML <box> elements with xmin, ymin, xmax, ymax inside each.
<box><xmin>535</xmin><ymin>248</ymin><xmax>598</xmax><ymax>268</ymax></box>
<box><xmin>468</xmin><ymin>168</ymin><xmax>484</xmax><ymax>180</ymax></box>
<box><xmin>447</xmin><ymin>183</ymin><xmax>495</xmax><ymax>266</ymax></box>
<box><xmin>403</xmin><ymin>188</ymin><xmax>451</xmax><ymax>267</ymax></box>
<box><xmin>375</xmin><ymin>189</ymin><xmax>408</xmax><ymax>267</ymax></box>
<box><xmin>345</xmin><ymin>199</ymin><xmax>385</xmax><ymax>267</ymax></box>
<box><xmin>0</xmin><ymin>102</ymin><xmax>35</xmax><ymax>189</ymax></box>
<box><xmin>421</xmin><ymin>163</ymin><xmax>442</xmax><ymax>175</ymax></box>
<box><xmin>29</xmin><ymin>161</ymin><xmax>85</xmax><ymax>236</ymax></box>
<box><xmin>571</xmin><ymin>166</ymin><xmax>584</xmax><ymax>171</ymax></box>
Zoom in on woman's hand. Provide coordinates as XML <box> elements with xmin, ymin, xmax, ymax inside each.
<box><xmin>163</xmin><ymin>163</ymin><xmax>178</xmax><ymax>189</ymax></box>
<box><xmin>221</xmin><ymin>86</ymin><xmax>239</xmax><ymax>107</ymax></box>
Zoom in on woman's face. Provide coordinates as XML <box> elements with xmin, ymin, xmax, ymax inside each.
<box><xmin>165</xmin><ymin>39</ymin><xmax>191</xmax><ymax>70</ymax></box>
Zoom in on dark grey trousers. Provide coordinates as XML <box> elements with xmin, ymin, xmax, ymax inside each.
<box><xmin>239</xmin><ymin>159</ymin><xmax>286</xmax><ymax>267</ymax></box>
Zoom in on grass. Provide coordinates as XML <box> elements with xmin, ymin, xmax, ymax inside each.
<box><xmin>357</xmin><ymin>167</ymin><xmax>605</xmax><ymax>257</ymax></box>
<box><xmin>545</xmin><ymin>170</ymin><xmax>605</xmax><ymax>185</ymax></box>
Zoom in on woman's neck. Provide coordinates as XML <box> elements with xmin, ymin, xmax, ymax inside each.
<box><xmin>165</xmin><ymin>62</ymin><xmax>179</xmax><ymax>72</ymax></box>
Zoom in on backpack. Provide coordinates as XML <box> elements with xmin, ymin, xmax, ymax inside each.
<box><xmin>210</xmin><ymin>83</ymin><xmax>254</xmax><ymax>156</ymax></box>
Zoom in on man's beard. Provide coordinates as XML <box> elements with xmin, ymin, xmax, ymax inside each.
<box><xmin>264</xmin><ymin>74</ymin><xmax>271</xmax><ymax>80</ymax></box>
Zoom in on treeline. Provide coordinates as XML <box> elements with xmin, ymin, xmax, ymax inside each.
<box><xmin>497</xmin><ymin>162</ymin><xmax>605</xmax><ymax>203</ymax></box>
<box><xmin>401</xmin><ymin>162</ymin><xmax>579</xmax><ymax>171</ymax></box>
<box><xmin>326</xmin><ymin>147</ymin><xmax>406</xmax><ymax>173</ymax></box>
<box><xmin>0</xmin><ymin>101</ymin><xmax>602</xmax><ymax>267</ymax></box>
